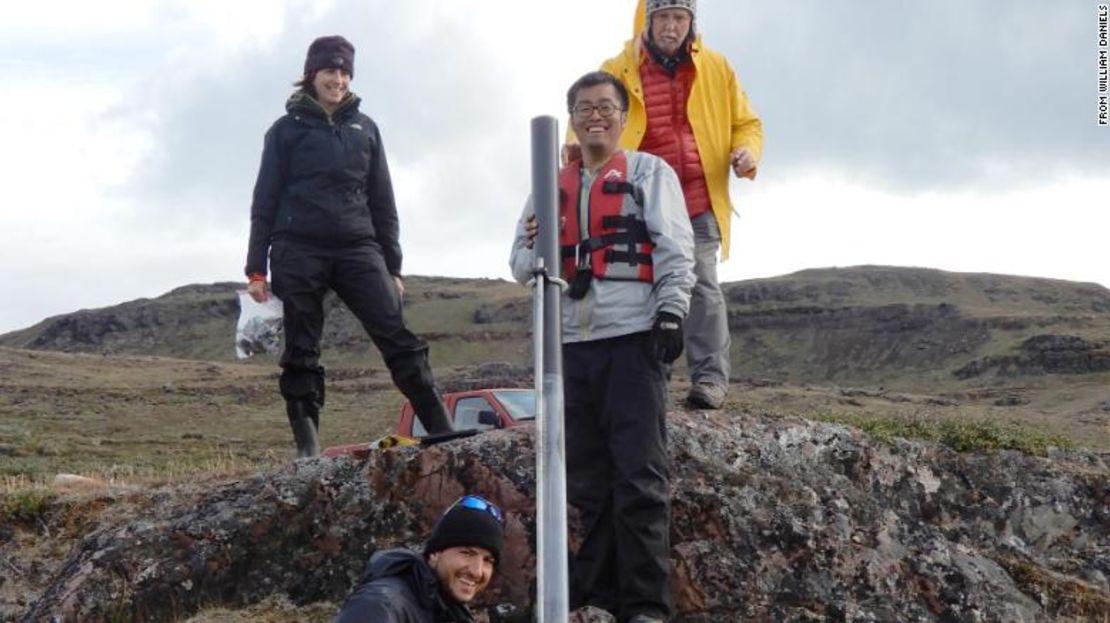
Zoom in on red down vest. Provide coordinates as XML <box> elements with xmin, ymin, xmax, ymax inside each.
<box><xmin>638</xmin><ymin>57</ymin><xmax>711</xmax><ymax>219</ymax></box>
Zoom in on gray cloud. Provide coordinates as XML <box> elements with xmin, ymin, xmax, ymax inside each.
<box><xmin>2</xmin><ymin>0</ymin><xmax>1107</xmax><ymax>334</ymax></box>
<box><xmin>124</xmin><ymin>0</ymin><xmax>1107</xmax><ymax>238</ymax></box>
<box><xmin>702</xmin><ymin>1</ymin><xmax>1105</xmax><ymax>189</ymax></box>
<box><xmin>122</xmin><ymin>1</ymin><xmax>530</xmax><ymax>254</ymax></box>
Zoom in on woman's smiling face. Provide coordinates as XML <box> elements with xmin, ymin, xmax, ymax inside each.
<box><xmin>312</xmin><ymin>67</ymin><xmax>351</xmax><ymax>111</ymax></box>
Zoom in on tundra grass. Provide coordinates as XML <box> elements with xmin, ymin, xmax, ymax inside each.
<box><xmin>806</xmin><ymin>410</ymin><xmax>1074</xmax><ymax>456</ymax></box>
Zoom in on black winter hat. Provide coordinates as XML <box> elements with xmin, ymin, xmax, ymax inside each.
<box><xmin>304</xmin><ymin>35</ymin><xmax>355</xmax><ymax>78</ymax></box>
<box><xmin>423</xmin><ymin>496</ymin><xmax>505</xmax><ymax>565</ymax></box>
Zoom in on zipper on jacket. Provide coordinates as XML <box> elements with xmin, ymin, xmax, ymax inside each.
<box><xmin>330</xmin><ymin>113</ymin><xmax>344</xmax><ymax>166</ymax></box>
<box><xmin>671</xmin><ymin>75</ymin><xmax>685</xmax><ymax>185</ymax></box>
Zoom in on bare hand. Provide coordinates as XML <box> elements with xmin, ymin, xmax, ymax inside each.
<box><xmin>524</xmin><ymin>215</ymin><xmax>538</xmax><ymax>248</ymax></box>
<box><xmin>394</xmin><ymin>275</ymin><xmax>405</xmax><ymax>297</ymax></box>
<box><xmin>562</xmin><ymin>143</ymin><xmax>582</xmax><ymax>166</ymax></box>
<box><xmin>247</xmin><ymin>279</ymin><xmax>269</xmax><ymax>303</ymax></box>
<box><xmin>731</xmin><ymin>148</ymin><xmax>757</xmax><ymax>180</ymax></box>
<box><xmin>523</xmin><ymin>215</ymin><xmax>566</xmax><ymax>248</ymax></box>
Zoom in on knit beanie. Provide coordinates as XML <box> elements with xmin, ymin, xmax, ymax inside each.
<box><xmin>304</xmin><ymin>35</ymin><xmax>355</xmax><ymax>78</ymax></box>
<box><xmin>644</xmin><ymin>0</ymin><xmax>697</xmax><ymax>26</ymax></box>
<box><xmin>423</xmin><ymin>497</ymin><xmax>505</xmax><ymax>565</ymax></box>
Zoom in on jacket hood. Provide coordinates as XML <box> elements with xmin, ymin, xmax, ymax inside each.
<box><xmin>285</xmin><ymin>90</ymin><xmax>360</xmax><ymax>121</ymax></box>
<box><xmin>363</xmin><ymin>548</ymin><xmax>473</xmax><ymax>619</ymax></box>
<box><xmin>364</xmin><ymin>549</ymin><xmax>438</xmax><ymax>600</ymax></box>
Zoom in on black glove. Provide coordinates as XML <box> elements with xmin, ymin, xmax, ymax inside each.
<box><xmin>651</xmin><ymin>311</ymin><xmax>684</xmax><ymax>364</ymax></box>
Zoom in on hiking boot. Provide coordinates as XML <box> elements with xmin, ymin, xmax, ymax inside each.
<box><xmin>686</xmin><ymin>381</ymin><xmax>726</xmax><ymax>410</ymax></box>
<box><xmin>409</xmin><ymin>389</ymin><xmax>454</xmax><ymax>435</ymax></box>
<box><xmin>286</xmin><ymin>400</ymin><xmax>321</xmax><ymax>458</ymax></box>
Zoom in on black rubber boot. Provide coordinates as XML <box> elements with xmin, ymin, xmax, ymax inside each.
<box><xmin>409</xmin><ymin>390</ymin><xmax>453</xmax><ymax>435</ymax></box>
<box><xmin>286</xmin><ymin>400</ymin><xmax>321</xmax><ymax>458</ymax></box>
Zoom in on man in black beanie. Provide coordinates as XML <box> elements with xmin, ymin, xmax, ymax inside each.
<box><xmin>334</xmin><ymin>495</ymin><xmax>505</xmax><ymax>623</ymax></box>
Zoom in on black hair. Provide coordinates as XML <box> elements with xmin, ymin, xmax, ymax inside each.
<box><xmin>293</xmin><ymin>71</ymin><xmax>318</xmax><ymax>98</ymax></box>
<box><xmin>566</xmin><ymin>71</ymin><xmax>629</xmax><ymax>113</ymax></box>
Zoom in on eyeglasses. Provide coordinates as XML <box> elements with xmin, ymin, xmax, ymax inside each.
<box><xmin>450</xmin><ymin>494</ymin><xmax>505</xmax><ymax>525</ymax></box>
<box><xmin>570</xmin><ymin>102</ymin><xmax>623</xmax><ymax>119</ymax></box>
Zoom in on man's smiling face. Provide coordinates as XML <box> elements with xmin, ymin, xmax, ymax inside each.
<box><xmin>428</xmin><ymin>545</ymin><xmax>495</xmax><ymax>603</ymax></box>
<box><xmin>570</xmin><ymin>83</ymin><xmax>627</xmax><ymax>159</ymax></box>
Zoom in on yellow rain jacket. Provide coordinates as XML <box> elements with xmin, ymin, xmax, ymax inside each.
<box><xmin>597</xmin><ymin>35</ymin><xmax>763</xmax><ymax>260</ymax></box>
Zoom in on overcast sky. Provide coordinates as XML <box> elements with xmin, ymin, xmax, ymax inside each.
<box><xmin>1</xmin><ymin>0</ymin><xmax>1106</xmax><ymax>333</ymax></box>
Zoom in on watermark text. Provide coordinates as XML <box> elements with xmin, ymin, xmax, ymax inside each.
<box><xmin>1099</xmin><ymin>4</ymin><xmax>1108</xmax><ymax>125</ymax></box>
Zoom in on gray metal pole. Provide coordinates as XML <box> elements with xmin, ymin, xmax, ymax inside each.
<box><xmin>530</xmin><ymin>115</ymin><xmax>568</xmax><ymax>623</ymax></box>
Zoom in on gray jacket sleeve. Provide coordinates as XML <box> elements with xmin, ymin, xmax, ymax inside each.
<box><xmin>508</xmin><ymin>196</ymin><xmax>537</xmax><ymax>286</ymax></box>
<box><xmin>632</xmin><ymin>153</ymin><xmax>696</xmax><ymax>319</ymax></box>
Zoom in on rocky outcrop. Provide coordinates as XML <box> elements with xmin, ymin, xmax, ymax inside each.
<box><xmin>0</xmin><ymin>278</ymin><xmax>529</xmax><ymax>362</ymax></box>
<box><xmin>473</xmin><ymin>300</ymin><xmax>530</xmax><ymax>326</ymax></box>
<box><xmin>20</xmin><ymin>411</ymin><xmax>1109</xmax><ymax>622</ymax></box>
<box><xmin>728</xmin><ymin>303</ymin><xmax>992</xmax><ymax>381</ymax></box>
<box><xmin>955</xmin><ymin>334</ymin><xmax>1110</xmax><ymax>379</ymax></box>
<box><xmin>2</xmin><ymin>284</ymin><xmax>242</xmax><ymax>360</ymax></box>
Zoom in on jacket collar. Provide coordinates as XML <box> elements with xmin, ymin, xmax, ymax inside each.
<box><xmin>285</xmin><ymin>90</ymin><xmax>360</xmax><ymax>123</ymax></box>
<box><xmin>365</xmin><ymin>549</ymin><xmax>475</xmax><ymax>622</ymax></box>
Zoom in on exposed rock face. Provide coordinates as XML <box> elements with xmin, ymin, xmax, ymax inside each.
<box><xmin>955</xmin><ymin>335</ymin><xmax>1110</xmax><ymax>379</ymax></box>
<box><xmin>21</xmin><ymin>411</ymin><xmax>1109</xmax><ymax>622</ymax></box>
<box><xmin>717</xmin><ymin>267</ymin><xmax>1110</xmax><ymax>384</ymax></box>
<box><xmin>728</xmin><ymin>303</ymin><xmax>993</xmax><ymax>381</ymax></box>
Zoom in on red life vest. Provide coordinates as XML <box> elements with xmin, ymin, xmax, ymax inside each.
<box><xmin>639</xmin><ymin>54</ymin><xmax>711</xmax><ymax>219</ymax></box>
<box><xmin>559</xmin><ymin>151</ymin><xmax>654</xmax><ymax>294</ymax></box>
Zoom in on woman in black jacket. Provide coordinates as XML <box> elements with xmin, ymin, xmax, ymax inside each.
<box><xmin>244</xmin><ymin>35</ymin><xmax>452</xmax><ymax>457</ymax></box>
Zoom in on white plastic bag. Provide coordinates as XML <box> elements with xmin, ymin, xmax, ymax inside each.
<box><xmin>236</xmin><ymin>290</ymin><xmax>284</xmax><ymax>359</ymax></box>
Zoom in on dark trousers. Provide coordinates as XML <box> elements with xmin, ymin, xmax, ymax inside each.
<box><xmin>564</xmin><ymin>332</ymin><xmax>671</xmax><ymax>621</ymax></box>
<box><xmin>270</xmin><ymin>238</ymin><xmax>437</xmax><ymax>410</ymax></box>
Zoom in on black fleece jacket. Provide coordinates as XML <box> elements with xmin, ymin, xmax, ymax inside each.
<box><xmin>333</xmin><ymin>549</ymin><xmax>475</xmax><ymax>623</ymax></box>
<box><xmin>245</xmin><ymin>91</ymin><xmax>402</xmax><ymax>277</ymax></box>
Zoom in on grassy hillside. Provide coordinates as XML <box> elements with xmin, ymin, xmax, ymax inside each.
<box><xmin>4</xmin><ymin>265</ymin><xmax>1110</xmax><ymax>392</ymax></box>
<box><xmin>1</xmin><ymin>345</ymin><xmax>1104</xmax><ymax>485</ymax></box>
<box><xmin>2</xmin><ymin>266</ymin><xmax>1108</xmax><ymax>483</ymax></box>
<box><xmin>0</xmin><ymin>347</ymin><xmax>403</xmax><ymax>480</ymax></box>
<box><xmin>0</xmin><ymin>277</ymin><xmax>531</xmax><ymax>366</ymax></box>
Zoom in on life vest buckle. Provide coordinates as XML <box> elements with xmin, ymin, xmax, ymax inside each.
<box><xmin>575</xmin><ymin>243</ymin><xmax>592</xmax><ymax>271</ymax></box>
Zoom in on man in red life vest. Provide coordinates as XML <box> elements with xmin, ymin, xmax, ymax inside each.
<box><xmin>510</xmin><ymin>71</ymin><xmax>695</xmax><ymax>623</ymax></box>
<box><xmin>570</xmin><ymin>0</ymin><xmax>764</xmax><ymax>410</ymax></box>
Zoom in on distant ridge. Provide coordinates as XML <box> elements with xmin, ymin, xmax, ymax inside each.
<box><xmin>3</xmin><ymin>266</ymin><xmax>1109</xmax><ymax>388</ymax></box>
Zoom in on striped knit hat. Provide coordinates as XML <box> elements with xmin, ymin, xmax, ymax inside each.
<box><xmin>644</xmin><ymin>0</ymin><xmax>697</xmax><ymax>27</ymax></box>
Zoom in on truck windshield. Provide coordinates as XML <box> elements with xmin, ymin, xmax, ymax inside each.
<box><xmin>494</xmin><ymin>390</ymin><xmax>535</xmax><ymax>421</ymax></box>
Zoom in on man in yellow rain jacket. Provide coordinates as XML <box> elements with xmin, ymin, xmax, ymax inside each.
<box><xmin>582</xmin><ymin>0</ymin><xmax>764</xmax><ymax>410</ymax></box>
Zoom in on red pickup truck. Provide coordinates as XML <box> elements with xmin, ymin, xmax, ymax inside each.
<box><xmin>396</xmin><ymin>388</ymin><xmax>535</xmax><ymax>437</ymax></box>
<box><xmin>321</xmin><ymin>388</ymin><xmax>535</xmax><ymax>458</ymax></box>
